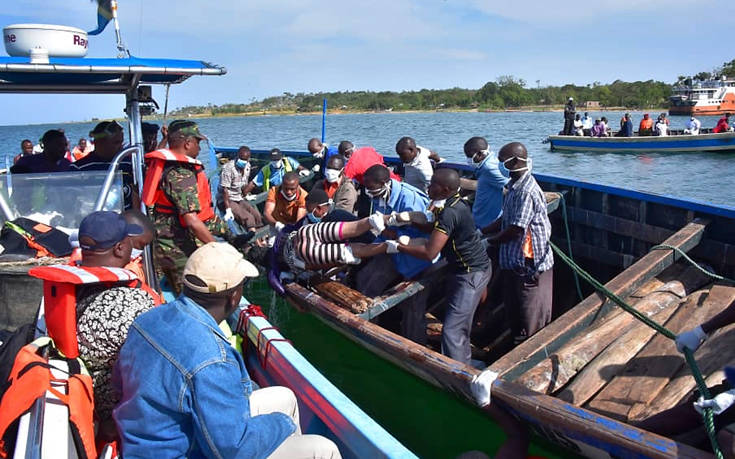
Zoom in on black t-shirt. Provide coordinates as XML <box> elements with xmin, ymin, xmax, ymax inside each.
<box><xmin>71</xmin><ymin>151</ymin><xmax>135</xmax><ymax>209</ymax></box>
<box><xmin>434</xmin><ymin>194</ymin><xmax>489</xmax><ymax>273</ymax></box>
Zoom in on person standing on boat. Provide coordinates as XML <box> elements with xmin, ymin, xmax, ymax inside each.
<box><xmin>563</xmin><ymin>97</ymin><xmax>576</xmax><ymax>135</ymax></box>
<box><xmin>685</xmin><ymin>116</ymin><xmax>701</xmax><ymax>135</ymax></box>
<box><xmin>12</xmin><ymin>139</ymin><xmax>34</xmax><ymax>164</ymax></box>
<box><xmin>463</xmin><ymin>136</ymin><xmax>508</xmax><ymax>230</ymax></box>
<box><xmin>10</xmin><ymin>130</ymin><xmax>71</xmax><ymax>174</ymax></box>
<box><xmin>482</xmin><ymin>142</ymin><xmax>553</xmax><ymax>345</ymax></box>
<box><xmin>113</xmin><ymin>242</ymin><xmax>341</xmax><ymax>458</ymax></box>
<box><xmin>310</xmin><ymin>155</ymin><xmax>358</xmax><ymax>213</ymax></box>
<box><xmin>142</xmin><ymin>120</ymin><xmax>229</xmax><ymax>293</ymax></box>
<box><xmin>220</xmin><ymin>146</ymin><xmax>263</xmax><ymax>231</ymax></box>
<box><xmin>395</xmin><ymin>136</ymin><xmax>442</xmax><ymax>194</ymax></box>
<box><xmin>395</xmin><ymin>169</ymin><xmax>491</xmax><ymax>365</ymax></box>
<box><xmin>242</xmin><ymin>148</ymin><xmax>307</xmax><ymax>195</ymax></box>
<box><xmin>714</xmin><ymin>113</ymin><xmax>733</xmax><ymax>133</ymax></box>
<box><xmin>639</xmin><ymin>114</ymin><xmax>654</xmax><ymax>136</ymax></box>
<box><xmin>582</xmin><ymin>112</ymin><xmax>593</xmax><ymax>136</ymax></box>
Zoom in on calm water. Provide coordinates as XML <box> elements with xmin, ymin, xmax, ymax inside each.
<box><xmin>2</xmin><ymin>111</ymin><xmax>734</xmax><ymax>207</ymax></box>
<box><xmin>1</xmin><ymin>111</ymin><xmax>729</xmax><ymax>457</ymax></box>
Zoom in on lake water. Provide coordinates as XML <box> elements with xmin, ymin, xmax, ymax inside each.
<box><xmin>2</xmin><ymin>110</ymin><xmax>734</xmax><ymax>207</ymax></box>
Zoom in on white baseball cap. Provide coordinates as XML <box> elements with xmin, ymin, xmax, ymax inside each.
<box><xmin>183</xmin><ymin>242</ymin><xmax>259</xmax><ymax>293</ymax></box>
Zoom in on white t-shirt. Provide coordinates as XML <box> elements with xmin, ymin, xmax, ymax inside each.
<box><xmin>403</xmin><ymin>145</ymin><xmax>433</xmax><ymax>193</ymax></box>
<box><xmin>656</xmin><ymin>122</ymin><xmax>668</xmax><ymax>136</ymax></box>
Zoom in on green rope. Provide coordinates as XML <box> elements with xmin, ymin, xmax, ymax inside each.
<box><xmin>652</xmin><ymin>244</ymin><xmax>735</xmax><ymax>285</ymax></box>
<box><xmin>558</xmin><ymin>194</ymin><xmax>584</xmax><ymax>301</ymax></box>
<box><xmin>549</xmin><ymin>240</ymin><xmax>723</xmax><ymax>458</ymax></box>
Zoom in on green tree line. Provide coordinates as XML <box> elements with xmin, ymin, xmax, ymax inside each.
<box><xmin>170</xmin><ymin>59</ymin><xmax>735</xmax><ymax>116</ymax></box>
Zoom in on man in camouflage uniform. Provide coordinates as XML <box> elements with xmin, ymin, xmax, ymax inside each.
<box><xmin>145</xmin><ymin>120</ymin><xmax>230</xmax><ymax>293</ymax></box>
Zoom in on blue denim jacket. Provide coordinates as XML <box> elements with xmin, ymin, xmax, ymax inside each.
<box><xmin>112</xmin><ymin>296</ymin><xmax>296</xmax><ymax>458</ymax></box>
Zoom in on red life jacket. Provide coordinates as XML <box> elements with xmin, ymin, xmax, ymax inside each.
<box><xmin>141</xmin><ymin>149</ymin><xmax>215</xmax><ymax>226</ymax></box>
<box><xmin>28</xmin><ymin>265</ymin><xmax>155</xmax><ymax>359</ymax></box>
<box><xmin>0</xmin><ymin>341</ymin><xmax>96</xmax><ymax>459</ymax></box>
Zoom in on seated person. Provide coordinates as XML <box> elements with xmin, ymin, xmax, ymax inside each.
<box><xmin>395</xmin><ymin>136</ymin><xmax>442</xmax><ymax>193</ymax></box>
<box><xmin>311</xmin><ymin>155</ymin><xmax>357</xmax><ymax>213</ymax></box>
<box><xmin>338</xmin><ymin>140</ymin><xmax>356</xmax><ymax>160</ymax></box>
<box><xmin>308</xmin><ymin>137</ymin><xmax>339</xmax><ymax>172</ymax></box>
<box><xmin>113</xmin><ymin>242</ymin><xmax>341</xmax><ymax>458</ymax></box>
<box><xmin>572</xmin><ymin>114</ymin><xmax>584</xmax><ymax>136</ymax></box>
<box><xmin>655</xmin><ymin>118</ymin><xmax>669</xmax><ymax>136</ymax></box>
<box><xmin>141</xmin><ymin>122</ymin><xmax>162</xmax><ymax>153</ymax></box>
<box><xmin>13</xmin><ymin>139</ymin><xmax>34</xmax><ymax>164</ymax></box>
<box><xmin>10</xmin><ymin>130</ymin><xmax>72</xmax><ymax>174</ymax></box>
<box><xmin>714</xmin><ymin>113</ymin><xmax>732</xmax><ymax>133</ymax></box>
<box><xmin>263</xmin><ymin>172</ymin><xmax>307</xmax><ymax>232</ymax></box>
<box><xmin>122</xmin><ymin>209</ymin><xmax>160</xmax><ymax>294</ymax></box>
<box><xmin>685</xmin><ymin>116</ymin><xmax>702</xmax><ymax>135</ymax></box>
<box><xmin>220</xmin><ymin>146</ymin><xmax>263</xmax><ymax>231</ymax></box>
<box><xmin>639</xmin><ymin>114</ymin><xmax>654</xmax><ymax>136</ymax></box>
<box><xmin>72</xmin><ymin>137</ymin><xmax>92</xmax><ymax>161</ymax></box>
<box><xmin>590</xmin><ymin>119</ymin><xmax>606</xmax><ymax>137</ymax></box>
<box><xmin>75</xmin><ymin>211</ymin><xmax>155</xmax><ymax>428</ymax></box>
<box><xmin>242</xmin><ymin>148</ymin><xmax>306</xmax><ymax>194</ymax></box>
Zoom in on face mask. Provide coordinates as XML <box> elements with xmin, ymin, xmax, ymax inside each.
<box><xmin>281</xmin><ymin>189</ymin><xmax>297</xmax><ymax>201</ymax></box>
<box><xmin>131</xmin><ymin>248</ymin><xmax>143</xmax><ymax>259</ymax></box>
<box><xmin>366</xmin><ymin>183</ymin><xmax>389</xmax><ymax>199</ymax></box>
<box><xmin>498</xmin><ymin>161</ymin><xmax>510</xmax><ymax>178</ymax></box>
<box><xmin>324</xmin><ymin>168</ymin><xmax>342</xmax><ymax>183</ymax></box>
<box><xmin>503</xmin><ymin>156</ymin><xmax>529</xmax><ymax>173</ymax></box>
<box><xmin>431</xmin><ymin>198</ymin><xmax>447</xmax><ymax>209</ymax></box>
<box><xmin>306</xmin><ymin>211</ymin><xmax>321</xmax><ymax>223</ymax></box>
<box><xmin>271</xmin><ymin>160</ymin><xmax>282</xmax><ymax>169</ymax></box>
<box><xmin>235</xmin><ymin>159</ymin><xmax>248</xmax><ymax>169</ymax></box>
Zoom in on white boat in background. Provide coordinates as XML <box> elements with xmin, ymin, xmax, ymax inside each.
<box><xmin>669</xmin><ymin>76</ymin><xmax>735</xmax><ymax>116</ymax></box>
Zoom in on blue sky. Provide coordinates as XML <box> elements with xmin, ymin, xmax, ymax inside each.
<box><xmin>2</xmin><ymin>0</ymin><xmax>734</xmax><ymax>125</ymax></box>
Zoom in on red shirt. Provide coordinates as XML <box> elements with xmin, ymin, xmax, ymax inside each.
<box><xmin>714</xmin><ymin>117</ymin><xmax>730</xmax><ymax>133</ymax></box>
<box><xmin>343</xmin><ymin>146</ymin><xmax>401</xmax><ymax>185</ymax></box>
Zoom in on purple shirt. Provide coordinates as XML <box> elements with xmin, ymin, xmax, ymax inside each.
<box><xmin>591</xmin><ymin>123</ymin><xmax>606</xmax><ymax>137</ymax></box>
<box><xmin>10</xmin><ymin>154</ymin><xmax>71</xmax><ymax>174</ymax></box>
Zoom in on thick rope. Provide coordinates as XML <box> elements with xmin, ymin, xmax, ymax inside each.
<box><xmin>558</xmin><ymin>194</ymin><xmax>584</xmax><ymax>301</ymax></box>
<box><xmin>652</xmin><ymin>244</ymin><xmax>735</xmax><ymax>285</ymax></box>
<box><xmin>549</xmin><ymin>240</ymin><xmax>723</xmax><ymax>458</ymax></box>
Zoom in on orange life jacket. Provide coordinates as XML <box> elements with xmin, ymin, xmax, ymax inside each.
<box><xmin>28</xmin><ymin>265</ymin><xmax>159</xmax><ymax>359</ymax></box>
<box><xmin>0</xmin><ymin>341</ymin><xmax>96</xmax><ymax>459</ymax></box>
<box><xmin>639</xmin><ymin>118</ymin><xmax>653</xmax><ymax>131</ymax></box>
<box><xmin>141</xmin><ymin>149</ymin><xmax>215</xmax><ymax>226</ymax></box>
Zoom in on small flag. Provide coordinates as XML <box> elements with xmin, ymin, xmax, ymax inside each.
<box><xmin>88</xmin><ymin>0</ymin><xmax>114</xmax><ymax>36</ymax></box>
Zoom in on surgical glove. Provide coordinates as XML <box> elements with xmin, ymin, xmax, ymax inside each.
<box><xmin>386</xmin><ymin>212</ymin><xmax>411</xmax><ymax>227</ymax></box>
<box><xmin>471</xmin><ymin>370</ymin><xmax>498</xmax><ymax>407</ymax></box>
<box><xmin>694</xmin><ymin>390</ymin><xmax>735</xmax><ymax>415</ymax></box>
<box><xmin>245</xmin><ymin>194</ymin><xmax>257</xmax><ymax>201</ymax></box>
<box><xmin>340</xmin><ymin>245</ymin><xmax>362</xmax><ymax>265</ymax></box>
<box><xmin>274</xmin><ymin>221</ymin><xmax>285</xmax><ymax>232</ymax></box>
<box><xmin>385</xmin><ymin>240</ymin><xmax>400</xmax><ymax>254</ymax></box>
<box><xmin>223</xmin><ymin>208</ymin><xmax>234</xmax><ymax>222</ymax></box>
<box><xmin>368</xmin><ymin>212</ymin><xmax>386</xmax><ymax>235</ymax></box>
<box><xmin>397</xmin><ymin>235</ymin><xmax>411</xmax><ymax>245</ymax></box>
<box><xmin>299</xmin><ymin>169</ymin><xmax>310</xmax><ymax>177</ymax></box>
<box><xmin>312</xmin><ymin>164</ymin><xmax>321</xmax><ymax>173</ymax></box>
<box><xmin>675</xmin><ymin>325</ymin><xmax>707</xmax><ymax>353</ymax></box>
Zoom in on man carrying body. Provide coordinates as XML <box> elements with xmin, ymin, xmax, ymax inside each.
<box><xmin>11</xmin><ymin>130</ymin><xmax>71</xmax><ymax>174</ymax></box>
<box><xmin>72</xmin><ymin>120</ymin><xmax>138</xmax><ymax>210</ymax></box>
<box><xmin>12</xmin><ymin>139</ymin><xmax>34</xmax><ymax>164</ymax></box>
<box><xmin>311</xmin><ymin>155</ymin><xmax>357</xmax><ymax>213</ymax></box>
<box><xmin>142</xmin><ymin>120</ymin><xmax>229</xmax><ymax>292</ymax></box>
<box><xmin>464</xmin><ymin>136</ymin><xmax>508</xmax><ymax>230</ymax></box>
<box><xmin>482</xmin><ymin>142</ymin><xmax>553</xmax><ymax>345</ymax></box>
<box><xmin>113</xmin><ymin>242</ymin><xmax>340</xmax><ymax>458</ymax></box>
<box><xmin>263</xmin><ymin>171</ymin><xmax>307</xmax><ymax>232</ymax></box>
<box><xmin>395</xmin><ymin>136</ymin><xmax>442</xmax><ymax>194</ymax></box>
<box><xmin>396</xmin><ymin>169</ymin><xmax>491</xmax><ymax>365</ymax></box>
<box><xmin>563</xmin><ymin>97</ymin><xmax>575</xmax><ymax>135</ymax></box>
<box><xmin>220</xmin><ymin>146</ymin><xmax>263</xmax><ymax>231</ymax></box>
<box><xmin>356</xmin><ymin>164</ymin><xmax>432</xmax><ymax>344</ymax></box>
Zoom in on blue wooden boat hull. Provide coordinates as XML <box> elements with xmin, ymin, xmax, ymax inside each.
<box><xmin>548</xmin><ymin>132</ymin><xmax>735</xmax><ymax>152</ymax></box>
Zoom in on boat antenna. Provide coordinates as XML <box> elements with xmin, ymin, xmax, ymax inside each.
<box><xmin>163</xmin><ymin>84</ymin><xmax>171</xmax><ymax>125</ymax></box>
<box><xmin>110</xmin><ymin>0</ymin><xmax>130</xmax><ymax>58</ymax></box>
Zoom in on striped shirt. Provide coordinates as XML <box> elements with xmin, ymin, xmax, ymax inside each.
<box><xmin>499</xmin><ymin>172</ymin><xmax>553</xmax><ymax>274</ymax></box>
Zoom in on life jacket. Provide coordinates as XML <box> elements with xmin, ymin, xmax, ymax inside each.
<box><xmin>639</xmin><ymin>118</ymin><xmax>653</xmax><ymax>132</ymax></box>
<box><xmin>261</xmin><ymin>159</ymin><xmax>293</xmax><ymax>191</ymax></box>
<box><xmin>0</xmin><ymin>339</ymin><xmax>96</xmax><ymax>459</ymax></box>
<box><xmin>0</xmin><ymin>218</ymin><xmax>72</xmax><ymax>259</ymax></box>
<box><xmin>141</xmin><ymin>149</ymin><xmax>215</xmax><ymax>226</ymax></box>
<box><xmin>27</xmin><ymin>265</ymin><xmax>158</xmax><ymax>359</ymax></box>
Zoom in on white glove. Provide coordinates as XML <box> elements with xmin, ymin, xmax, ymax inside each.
<box><xmin>470</xmin><ymin>370</ymin><xmax>498</xmax><ymax>407</ymax></box>
<box><xmin>694</xmin><ymin>389</ymin><xmax>735</xmax><ymax>415</ymax></box>
<box><xmin>340</xmin><ymin>245</ymin><xmax>361</xmax><ymax>265</ymax></box>
<box><xmin>397</xmin><ymin>235</ymin><xmax>411</xmax><ymax>245</ymax></box>
<box><xmin>368</xmin><ymin>212</ymin><xmax>386</xmax><ymax>235</ymax></box>
<box><xmin>223</xmin><ymin>208</ymin><xmax>234</xmax><ymax>222</ymax></box>
<box><xmin>386</xmin><ymin>212</ymin><xmax>411</xmax><ymax>227</ymax></box>
<box><xmin>675</xmin><ymin>325</ymin><xmax>707</xmax><ymax>353</ymax></box>
<box><xmin>385</xmin><ymin>240</ymin><xmax>400</xmax><ymax>254</ymax></box>
<box><xmin>312</xmin><ymin>150</ymin><xmax>324</xmax><ymax>159</ymax></box>
<box><xmin>299</xmin><ymin>169</ymin><xmax>310</xmax><ymax>177</ymax></box>
<box><xmin>274</xmin><ymin>221</ymin><xmax>285</xmax><ymax>232</ymax></box>
<box><xmin>312</xmin><ymin>164</ymin><xmax>321</xmax><ymax>173</ymax></box>
<box><xmin>423</xmin><ymin>210</ymin><xmax>435</xmax><ymax>223</ymax></box>
<box><xmin>245</xmin><ymin>194</ymin><xmax>257</xmax><ymax>201</ymax></box>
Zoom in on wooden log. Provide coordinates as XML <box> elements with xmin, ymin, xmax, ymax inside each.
<box><xmin>312</xmin><ymin>280</ymin><xmax>372</xmax><ymax>314</ymax></box>
<box><xmin>629</xmin><ymin>284</ymin><xmax>735</xmax><ymax>421</ymax></box>
<box><xmin>558</xmin><ymin>289</ymin><xmax>704</xmax><ymax>406</ymax></box>
<box><xmin>491</xmin><ymin>218</ymin><xmax>710</xmax><ymax>381</ymax></box>
<box><xmin>514</xmin><ymin>266</ymin><xmax>711</xmax><ymax>395</ymax></box>
<box><xmin>284</xmin><ymin>281</ymin><xmax>709</xmax><ymax>458</ymax></box>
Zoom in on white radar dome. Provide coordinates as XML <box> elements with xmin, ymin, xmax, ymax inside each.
<box><xmin>3</xmin><ymin>24</ymin><xmax>88</xmax><ymax>58</ymax></box>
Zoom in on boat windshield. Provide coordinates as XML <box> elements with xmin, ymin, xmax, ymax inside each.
<box><xmin>0</xmin><ymin>170</ymin><xmax>124</xmax><ymax>230</ymax></box>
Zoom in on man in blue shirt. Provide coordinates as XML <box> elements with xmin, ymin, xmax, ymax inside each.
<box><xmin>464</xmin><ymin>136</ymin><xmax>508</xmax><ymax>229</ymax></box>
<box><xmin>113</xmin><ymin>242</ymin><xmax>340</xmax><ymax>458</ymax></box>
<box><xmin>356</xmin><ymin>164</ymin><xmax>434</xmax><ymax>344</ymax></box>
<box><xmin>243</xmin><ymin>148</ymin><xmax>306</xmax><ymax>193</ymax></box>
<box><xmin>308</xmin><ymin>137</ymin><xmax>339</xmax><ymax>173</ymax></box>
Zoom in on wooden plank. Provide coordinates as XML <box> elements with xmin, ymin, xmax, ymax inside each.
<box><xmin>514</xmin><ymin>267</ymin><xmax>710</xmax><ymax>395</ymax></box>
<box><xmin>564</xmin><ymin>207</ymin><xmax>675</xmax><ymax>245</ymax></box>
<box><xmin>558</xmin><ymin>289</ymin><xmax>701</xmax><ymax>406</ymax></box>
<box><xmin>284</xmin><ymin>282</ymin><xmax>709</xmax><ymax>459</ymax></box>
<box><xmin>491</xmin><ymin>218</ymin><xmax>710</xmax><ymax>381</ymax></box>
<box><xmin>629</xmin><ymin>284</ymin><xmax>735</xmax><ymax>421</ymax></box>
<box><xmin>312</xmin><ymin>280</ymin><xmax>372</xmax><ymax>314</ymax></box>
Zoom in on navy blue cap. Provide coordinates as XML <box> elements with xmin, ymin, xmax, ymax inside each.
<box><xmin>78</xmin><ymin>211</ymin><xmax>143</xmax><ymax>251</ymax></box>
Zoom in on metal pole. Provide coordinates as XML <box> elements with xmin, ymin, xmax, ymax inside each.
<box><xmin>163</xmin><ymin>84</ymin><xmax>171</xmax><ymax>125</ymax></box>
<box><xmin>93</xmin><ymin>146</ymin><xmax>140</xmax><ymax>212</ymax></box>
<box><xmin>321</xmin><ymin>98</ymin><xmax>327</xmax><ymax>143</ymax></box>
<box><xmin>0</xmin><ymin>191</ymin><xmax>15</xmax><ymax>221</ymax></box>
<box><xmin>110</xmin><ymin>0</ymin><xmax>129</xmax><ymax>57</ymax></box>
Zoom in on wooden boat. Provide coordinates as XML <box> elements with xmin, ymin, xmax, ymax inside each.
<box><xmin>258</xmin><ymin>152</ymin><xmax>735</xmax><ymax>458</ymax></box>
<box><xmin>0</xmin><ymin>39</ymin><xmax>414</xmax><ymax>458</ymax></box>
<box><xmin>547</xmin><ymin>131</ymin><xmax>735</xmax><ymax>153</ymax></box>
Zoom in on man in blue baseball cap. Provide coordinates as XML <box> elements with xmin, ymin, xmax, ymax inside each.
<box><xmin>78</xmin><ymin>210</ymin><xmax>143</xmax><ymax>257</ymax></box>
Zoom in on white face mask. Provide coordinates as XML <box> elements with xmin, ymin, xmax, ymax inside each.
<box><xmin>324</xmin><ymin>168</ymin><xmax>342</xmax><ymax>183</ymax></box>
<box><xmin>431</xmin><ymin>198</ymin><xmax>447</xmax><ymax>209</ymax></box>
<box><xmin>467</xmin><ymin>149</ymin><xmax>489</xmax><ymax>168</ymax></box>
<box><xmin>271</xmin><ymin>160</ymin><xmax>283</xmax><ymax>169</ymax></box>
<box><xmin>503</xmin><ymin>156</ymin><xmax>530</xmax><ymax>173</ymax></box>
<box><xmin>281</xmin><ymin>189</ymin><xmax>297</xmax><ymax>201</ymax></box>
<box><xmin>131</xmin><ymin>248</ymin><xmax>143</xmax><ymax>259</ymax></box>
<box><xmin>366</xmin><ymin>183</ymin><xmax>389</xmax><ymax>199</ymax></box>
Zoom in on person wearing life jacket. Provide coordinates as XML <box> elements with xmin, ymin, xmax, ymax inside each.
<box><xmin>242</xmin><ymin>148</ymin><xmax>309</xmax><ymax>197</ymax></box>
<box><xmin>141</xmin><ymin>120</ymin><xmax>230</xmax><ymax>293</ymax></box>
<box><xmin>639</xmin><ymin>114</ymin><xmax>654</xmax><ymax>136</ymax></box>
<box><xmin>28</xmin><ymin>211</ymin><xmax>157</xmax><ymax>443</ymax></box>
